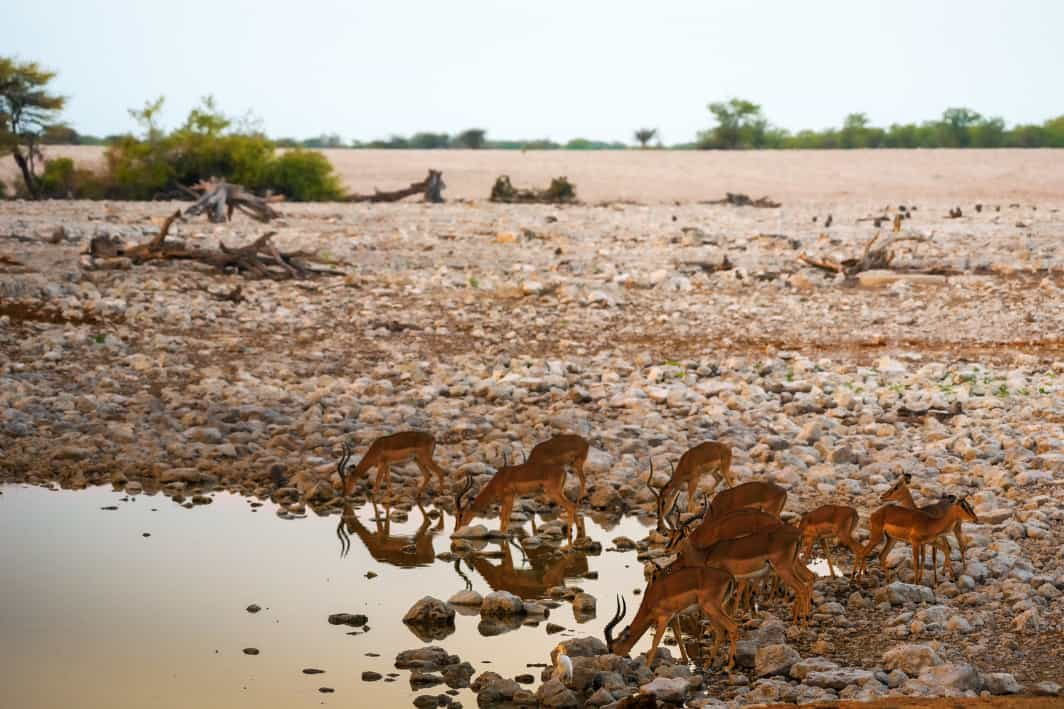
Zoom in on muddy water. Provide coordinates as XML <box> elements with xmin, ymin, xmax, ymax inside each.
<box><xmin>0</xmin><ymin>484</ymin><xmax>666</xmax><ymax>709</ymax></box>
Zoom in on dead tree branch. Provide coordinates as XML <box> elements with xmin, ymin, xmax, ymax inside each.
<box><xmin>85</xmin><ymin>212</ymin><xmax>340</xmax><ymax>280</ymax></box>
<box><xmin>489</xmin><ymin>175</ymin><xmax>576</xmax><ymax>204</ymax></box>
<box><xmin>184</xmin><ymin>180</ymin><xmax>282</xmax><ymax>223</ymax></box>
<box><xmin>702</xmin><ymin>192</ymin><xmax>781</xmax><ymax>208</ymax></box>
<box><xmin>346</xmin><ymin>170</ymin><xmax>445</xmax><ymax>203</ymax></box>
<box><xmin>798</xmin><ymin>230</ymin><xmax>936</xmax><ymax>278</ymax></box>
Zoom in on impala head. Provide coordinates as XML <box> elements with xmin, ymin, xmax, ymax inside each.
<box><xmin>955</xmin><ymin>496</ymin><xmax>978</xmax><ymax>523</ymax></box>
<box><xmin>337</xmin><ymin>442</ymin><xmax>354</xmax><ymax>496</ymax></box>
<box><xmin>603</xmin><ymin>594</ymin><xmax>629</xmax><ymax>654</ymax></box>
<box><xmin>880</xmin><ymin>472</ymin><xmax>913</xmax><ymax>502</ymax></box>
<box><xmin>665</xmin><ymin>492</ymin><xmax>708</xmax><ymax>552</ymax></box>
<box><xmin>454</xmin><ymin>472</ymin><xmax>475</xmax><ymax>529</ymax></box>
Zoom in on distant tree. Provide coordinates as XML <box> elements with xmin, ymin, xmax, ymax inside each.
<box><xmin>0</xmin><ymin>56</ymin><xmax>67</xmax><ymax>198</ymax></box>
<box><xmin>301</xmin><ymin>133</ymin><xmax>344</xmax><ymax>149</ymax></box>
<box><xmin>939</xmin><ymin>107</ymin><xmax>982</xmax><ymax>147</ymax></box>
<box><xmin>454</xmin><ymin>128</ymin><xmax>487</xmax><ymax>149</ymax></box>
<box><xmin>634</xmin><ymin>127</ymin><xmax>657</xmax><ymax>148</ymax></box>
<box><xmin>698</xmin><ymin>99</ymin><xmax>768</xmax><ymax>149</ymax></box>
<box><xmin>408</xmin><ymin>132</ymin><xmax>451</xmax><ymax>149</ymax></box>
<box><xmin>40</xmin><ymin>124</ymin><xmax>79</xmax><ymax>144</ymax></box>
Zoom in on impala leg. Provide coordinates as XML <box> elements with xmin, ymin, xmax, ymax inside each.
<box><xmin>670</xmin><ymin>617</ymin><xmax>690</xmax><ymax>664</ymax></box>
<box><xmin>773</xmin><ymin>562</ymin><xmax>811</xmax><ymax>626</ymax></box>
<box><xmin>911</xmin><ymin>541</ymin><xmax>923</xmax><ymax>586</ymax></box>
<box><xmin>701</xmin><ymin>600</ymin><xmax>737</xmax><ymax>673</ymax></box>
<box><xmin>954</xmin><ymin>523</ymin><xmax>967</xmax><ymax>567</ymax></box>
<box><xmin>546</xmin><ymin>484</ymin><xmax>577</xmax><ymax>540</ymax></box>
<box><xmin>499</xmin><ymin>494</ymin><xmax>514</xmax><ymax>534</ymax></box>
<box><xmin>574</xmin><ymin>458</ymin><xmax>587</xmax><ymax>502</ymax></box>
<box><xmin>931</xmin><ymin>542</ymin><xmax>939</xmax><ymax>585</ymax></box>
<box><xmin>821</xmin><ymin>537</ymin><xmax>838</xmax><ymax>579</ymax></box>
<box><xmin>373</xmin><ymin>461</ymin><xmax>390</xmax><ymax>499</ymax></box>
<box><xmin>647</xmin><ymin>619</ymin><xmax>668</xmax><ymax>665</ymax></box>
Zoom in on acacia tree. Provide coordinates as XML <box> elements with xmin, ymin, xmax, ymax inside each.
<box><xmin>699</xmin><ymin>98</ymin><xmax>767</xmax><ymax>149</ymax></box>
<box><xmin>454</xmin><ymin>128</ymin><xmax>487</xmax><ymax>149</ymax></box>
<box><xmin>634</xmin><ymin>127</ymin><xmax>657</xmax><ymax>148</ymax></box>
<box><xmin>0</xmin><ymin>57</ymin><xmax>66</xmax><ymax>198</ymax></box>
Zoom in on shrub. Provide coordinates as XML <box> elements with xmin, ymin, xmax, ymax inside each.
<box><xmin>37</xmin><ymin>157</ymin><xmax>108</xmax><ymax>199</ymax></box>
<box><xmin>265</xmin><ymin>149</ymin><xmax>344</xmax><ymax>201</ymax></box>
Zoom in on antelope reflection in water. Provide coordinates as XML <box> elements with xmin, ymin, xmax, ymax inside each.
<box><xmin>460</xmin><ymin>538</ymin><xmax>593</xmax><ymax>600</ymax></box>
<box><xmin>337</xmin><ymin>501</ymin><xmax>444</xmax><ymax>568</ymax></box>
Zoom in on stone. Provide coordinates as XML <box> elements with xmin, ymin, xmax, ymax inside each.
<box><xmin>403</xmin><ymin>597</ymin><xmax>456</xmax><ymax>626</ymax></box>
<box><xmin>755</xmin><ymin>644</ymin><xmax>801</xmax><ymax>677</ymax></box>
<box><xmin>328</xmin><ymin>613</ymin><xmax>369</xmax><ymax>626</ymax></box>
<box><xmin>571</xmin><ymin>593</ymin><xmax>596</xmax><ymax>614</ymax></box>
<box><xmin>395</xmin><ymin>646</ymin><xmax>455</xmax><ymax>670</ymax></box>
<box><xmin>639</xmin><ymin>676</ymin><xmax>688</xmax><ymax>704</ymax></box>
<box><xmin>246</xmin><ymin>604</ymin><xmax>261</xmax><ymax>613</ymax></box>
<box><xmin>876</xmin><ymin>581</ymin><xmax>935</xmax><ymax>605</ymax></box>
<box><xmin>882</xmin><ymin>643</ymin><xmax>944</xmax><ymax>675</ymax></box>
<box><xmin>789</xmin><ymin>656</ymin><xmax>839</xmax><ymax>680</ymax></box>
<box><xmin>982</xmin><ymin>672</ymin><xmax>1022</xmax><ymax>694</ymax></box>
<box><xmin>917</xmin><ymin>663</ymin><xmax>982</xmax><ymax>692</ymax></box>
<box><xmin>535</xmin><ymin>678</ymin><xmax>579</xmax><ymax>708</ymax></box>
<box><xmin>481</xmin><ymin>591</ymin><xmax>525</xmax><ymax>616</ymax></box>
<box><xmin>551</xmin><ymin>637</ymin><xmax>607</xmax><ymax>661</ymax></box>
<box><xmin>362</xmin><ymin>671</ymin><xmax>382</xmax><ymax>681</ymax></box>
<box><xmin>803</xmin><ymin>668</ymin><xmax>875</xmax><ymax>690</ymax></box>
<box><xmin>447</xmin><ymin>590</ymin><xmax>483</xmax><ymax>606</ymax></box>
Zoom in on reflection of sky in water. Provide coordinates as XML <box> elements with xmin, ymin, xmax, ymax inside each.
<box><xmin>0</xmin><ymin>484</ymin><xmax>660</xmax><ymax>709</ymax></box>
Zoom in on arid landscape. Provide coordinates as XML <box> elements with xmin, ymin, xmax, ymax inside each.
<box><xmin>2</xmin><ymin>151</ymin><xmax>1063</xmax><ymax>708</ymax></box>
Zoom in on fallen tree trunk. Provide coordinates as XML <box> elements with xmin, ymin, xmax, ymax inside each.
<box><xmin>489</xmin><ymin>175</ymin><xmax>576</xmax><ymax>204</ymax></box>
<box><xmin>702</xmin><ymin>192</ymin><xmax>780</xmax><ymax>208</ymax></box>
<box><xmin>182</xmin><ymin>179</ymin><xmax>282</xmax><ymax>223</ymax></box>
<box><xmin>798</xmin><ymin>227</ymin><xmax>934</xmax><ymax>278</ymax></box>
<box><xmin>85</xmin><ymin>210</ymin><xmax>340</xmax><ymax>280</ymax></box>
<box><xmin>346</xmin><ymin>169</ymin><xmax>445</xmax><ymax>203</ymax></box>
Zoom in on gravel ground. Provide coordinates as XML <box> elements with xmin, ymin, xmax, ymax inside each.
<box><xmin>1</xmin><ymin>192</ymin><xmax>1063</xmax><ymax>705</ymax></box>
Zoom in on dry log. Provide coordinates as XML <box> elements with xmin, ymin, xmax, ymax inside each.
<box><xmin>183</xmin><ymin>180</ymin><xmax>281</xmax><ymax>223</ymax></box>
<box><xmin>346</xmin><ymin>170</ymin><xmax>444</xmax><ymax>203</ymax></box>
<box><xmin>798</xmin><ymin>230</ymin><xmax>935</xmax><ymax>278</ymax></box>
<box><xmin>490</xmin><ymin>175</ymin><xmax>576</xmax><ymax>204</ymax></box>
<box><xmin>85</xmin><ymin>210</ymin><xmax>339</xmax><ymax>280</ymax></box>
<box><xmin>702</xmin><ymin>192</ymin><xmax>781</xmax><ymax>208</ymax></box>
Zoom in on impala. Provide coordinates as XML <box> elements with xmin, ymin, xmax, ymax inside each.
<box><xmin>336</xmin><ymin>432</ymin><xmax>448</xmax><ymax>499</ymax></box>
<box><xmin>527</xmin><ymin>434</ymin><xmax>591</xmax><ymax>501</ymax></box>
<box><xmin>881</xmin><ymin>473</ymin><xmax>967</xmax><ymax>574</ymax></box>
<box><xmin>454</xmin><ymin>457</ymin><xmax>579</xmax><ymax>535</ymax></box>
<box><xmin>646</xmin><ymin>442</ymin><xmax>735</xmax><ymax>523</ymax></box>
<box><xmin>797</xmin><ymin>504</ymin><xmax>863</xmax><ymax>579</ymax></box>
<box><xmin>464</xmin><ymin>541</ymin><xmax>590</xmax><ymax>599</ymax></box>
<box><xmin>603</xmin><ymin>566</ymin><xmax>739</xmax><ymax>671</ymax></box>
<box><xmin>856</xmin><ymin>497</ymin><xmax>979</xmax><ymax>585</ymax></box>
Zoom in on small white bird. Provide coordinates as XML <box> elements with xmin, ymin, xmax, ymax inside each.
<box><xmin>552</xmin><ymin>653</ymin><xmax>573</xmax><ymax>683</ymax></box>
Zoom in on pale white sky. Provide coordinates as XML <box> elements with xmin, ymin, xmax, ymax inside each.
<box><xmin>7</xmin><ymin>0</ymin><xmax>1062</xmax><ymax>143</ymax></box>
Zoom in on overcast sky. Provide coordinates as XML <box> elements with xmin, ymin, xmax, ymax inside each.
<box><xmin>7</xmin><ymin>0</ymin><xmax>1062</xmax><ymax>144</ymax></box>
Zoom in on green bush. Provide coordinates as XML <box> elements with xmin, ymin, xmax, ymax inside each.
<box><xmin>38</xmin><ymin>157</ymin><xmax>108</xmax><ymax>198</ymax></box>
<box><xmin>265</xmin><ymin>149</ymin><xmax>344</xmax><ymax>201</ymax></box>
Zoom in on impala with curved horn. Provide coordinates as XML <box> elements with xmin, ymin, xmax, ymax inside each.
<box><xmin>336</xmin><ymin>432</ymin><xmax>448</xmax><ymax>499</ymax></box>
<box><xmin>603</xmin><ymin>565</ymin><xmax>739</xmax><ymax>671</ymax></box>
<box><xmin>454</xmin><ymin>454</ymin><xmax>578</xmax><ymax>535</ymax></box>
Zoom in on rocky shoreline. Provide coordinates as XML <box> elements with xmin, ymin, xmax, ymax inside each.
<box><xmin>2</xmin><ymin>198</ymin><xmax>1063</xmax><ymax>705</ymax></box>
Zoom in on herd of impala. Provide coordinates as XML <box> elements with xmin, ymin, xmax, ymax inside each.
<box><xmin>333</xmin><ymin>429</ymin><xmax>979</xmax><ymax>673</ymax></box>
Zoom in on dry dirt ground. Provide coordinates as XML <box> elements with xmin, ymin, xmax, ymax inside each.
<box><xmin>2</xmin><ymin>151</ymin><xmax>1063</xmax><ymax>704</ymax></box>
<box><xmin>6</xmin><ymin>146</ymin><xmax>1064</xmax><ymax>203</ymax></box>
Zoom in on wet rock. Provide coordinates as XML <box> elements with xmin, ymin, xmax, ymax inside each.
<box><xmin>242</xmin><ymin>647</ymin><xmax>259</xmax><ymax>655</ymax></box>
<box><xmin>535</xmin><ymin>678</ymin><xmax>579</xmax><ymax>708</ymax></box>
<box><xmin>551</xmin><ymin>636</ymin><xmax>607</xmax><ymax>660</ymax></box>
<box><xmin>447</xmin><ymin>590</ymin><xmax>483</xmax><ymax>607</ymax></box>
<box><xmin>410</xmin><ymin>670</ymin><xmax>445</xmax><ymax>688</ymax></box>
<box><xmin>328</xmin><ymin>613</ymin><xmax>369</xmax><ymax>626</ymax></box>
<box><xmin>639</xmin><ymin>676</ymin><xmax>688</xmax><ymax>704</ymax></box>
<box><xmin>246</xmin><ymin>604</ymin><xmax>261</xmax><ymax>613</ymax></box>
<box><xmin>882</xmin><ymin>643</ymin><xmax>944</xmax><ymax>675</ymax></box>
<box><xmin>571</xmin><ymin>593</ymin><xmax>596</xmax><ymax>616</ymax></box>
<box><xmin>395</xmin><ymin>646</ymin><xmax>456</xmax><ymax>670</ymax></box>
<box><xmin>403</xmin><ymin>597</ymin><xmax>456</xmax><ymax>626</ymax></box>
<box><xmin>755</xmin><ymin>644</ymin><xmax>801</xmax><ymax>677</ymax></box>
<box><xmin>480</xmin><ymin>591</ymin><xmax>525</xmax><ymax>617</ymax></box>
<box><xmin>362</xmin><ymin>671</ymin><xmax>382</xmax><ymax>681</ymax></box>
<box><xmin>303</xmin><ymin>668</ymin><xmax>325</xmax><ymax>674</ymax></box>
<box><xmin>413</xmin><ymin>694</ymin><xmax>439</xmax><ymax>708</ymax></box>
